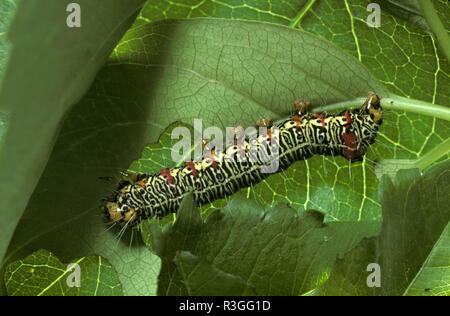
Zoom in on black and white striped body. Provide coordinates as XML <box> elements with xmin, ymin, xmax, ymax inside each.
<box><xmin>103</xmin><ymin>94</ymin><xmax>383</xmax><ymax>226</ymax></box>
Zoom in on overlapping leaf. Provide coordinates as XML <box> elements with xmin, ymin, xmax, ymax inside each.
<box><xmin>0</xmin><ymin>0</ymin><xmax>147</xmax><ymax>274</ymax></box>
<box><xmin>5</xmin><ymin>249</ymin><xmax>122</xmax><ymax>296</ymax></box>
<box><xmin>318</xmin><ymin>159</ymin><xmax>450</xmax><ymax>295</ymax></box>
<box><xmin>404</xmin><ymin>222</ymin><xmax>450</xmax><ymax>296</ymax></box>
<box><xmin>143</xmin><ymin>193</ymin><xmax>380</xmax><ymax>295</ymax></box>
<box><xmin>0</xmin><ymin>0</ymin><xmax>159</xmax><ymax>296</ymax></box>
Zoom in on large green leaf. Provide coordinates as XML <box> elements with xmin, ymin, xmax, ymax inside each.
<box><xmin>0</xmin><ymin>0</ymin><xmax>17</xmax><ymax>81</ymax></box>
<box><xmin>113</xmin><ymin>19</ymin><xmax>390</xmax><ymax>223</ymax></box>
<box><xmin>134</xmin><ymin>0</ymin><xmax>449</xmax><ymax>106</ymax></box>
<box><xmin>143</xmin><ymin>193</ymin><xmax>380</xmax><ymax>295</ymax></box>
<box><xmin>0</xmin><ymin>0</ymin><xmax>146</xmax><ymax>270</ymax></box>
<box><xmin>0</xmin><ymin>110</ymin><xmax>7</xmax><ymax>142</ymax></box>
<box><xmin>133</xmin><ymin>0</ymin><xmax>311</xmax><ymax>27</ymax></box>
<box><xmin>2</xmin><ymin>0</ymin><xmax>449</xmax><ymax>297</ymax></box>
<box><xmin>125</xmin><ymin>0</ymin><xmax>450</xmax><ymax>222</ymax></box>
<box><xmin>1</xmin><ymin>18</ymin><xmax>387</xmax><ymax>296</ymax></box>
<box><xmin>5</xmin><ymin>249</ymin><xmax>122</xmax><ymax>296</ymax></box>
<box><xmin>173</xmin><ymin>251</ymin><xmax>254</xmax><ymax>296</ymax></box>
<box><xmin>404</xmin><ymin>222</ymin><xmax>450</xmax><ymax>296</ymax></box>
<box><xmin>317</xmin><ymin>159</ymin><xmax>450</xmax><ymax>295</ymax></box>
<box><xmin>0</xmin><ymin>0</ymin><xmax>17</xmax><ymax>145</ymax></box>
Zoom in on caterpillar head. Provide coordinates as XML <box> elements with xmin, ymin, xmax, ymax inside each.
<box><xmin>361</xmin><ymin>92</ymin><xmax>383</xmax><ymax>125</ymax></box>
<box><xmin>101</xmin><ymin>172</ymin><xmax>150</xmax><ymax>227</ymax></box>
<box><xmin>102</xmin><ymin>180</ymin><xmax>142</xmax><ymax>227</ymax></box>
<box><xmin>103</xmin><ymin>200</ymin><xmax>138</xmax><ymax>226</ymax></box>
<box><xmin>342</xmin><ymin>92</ymin><xmax>383</xmax><ymax>162</ymax></box>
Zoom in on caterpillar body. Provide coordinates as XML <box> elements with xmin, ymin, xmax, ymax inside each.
<box><xmin>103</xmin><ymin>93</ymin><xmax>383</xmax><ymax>227</ymax></box>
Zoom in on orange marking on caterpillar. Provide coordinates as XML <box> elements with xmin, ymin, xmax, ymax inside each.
<box><xmin>206</xmin><ymin>151</ymin><xmax>217</xmax><ymax>169</ymax></box>
<box><xmin>123</xmin><ymin>209</ymin><xmax>136</xmax><ymax>223</ymax></box>
<box><xmin>291</xmin><ymin>115</ymin><xmax>302</xmax><ymax>130</ymax></box>
<box><xmin>314</xmin><ymin>113</ymin><xmax>326</xmax><ymax>131</ymax></box>
<box><xmin>204</xmin><ymin>140</ymin><xmax>217</xmax><ymax>170</ymax></box>
<box><xmin>160</xmin><ymin>168</ymin><xmax>174</xmax><ymax>185</ymax></box>
<box><xmin>267</xmin><ymin>128</ymin><xmax>272</xmax><ymax>142</ymax></box>
<box><xmin>136</xmin><ymin>180</ymin><xmax>146</xmax><ymax>189</ymax></box>
<box><xmin>185</xmin><ymin>161</ymin><xmax>198</xmax><ymax>178</ymax></box>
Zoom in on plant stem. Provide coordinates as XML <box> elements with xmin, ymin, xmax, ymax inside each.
<box><xmin>383</xmin><ymin>95</ymin><xmax>450</xmax><ymax>121</ymax></box>
<box><xmin>414</xmin><ymin>137</ymin><xmax>450</xmax><ymax>170</ymax></box>
<box><xmin>313</xmin><ymin>94</ymin><xmax>450</xmax><ymax>121</ymax></box>
<box><xmin>418</xmin><ymin>0</ymin><xmax>450</xmax><ymax>62</ymax></box>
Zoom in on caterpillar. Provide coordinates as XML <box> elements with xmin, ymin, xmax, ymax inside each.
<box><xmin>103</xmin><ymin>92</ymin><xmax>383</xmax><ymax>227</ymax></box>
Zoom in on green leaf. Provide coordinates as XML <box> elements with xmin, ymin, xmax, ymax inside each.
<box><xmin>3</xmin><ymin>2</ymin><xmax>449</xmax><ymax>297</ymax></box>
<box><xmin>144</xmin><ymin>192</ymin><xmax>380</xmax><ymax>295</ymax></box>
<box><xmin>174</xmin><ymin>251</ymin><xmax>255</xmax><ymax>296</ymax></box>
<box><xmin>300</xmin><ymin>0</ymin><xmax>449</xmax><ymax>106</ymax></box>
<box><xmin>0</xmin><ymin>0</ymin><xmax>18</xmax><ymax>146</ymax></box>
<box><xmin>114</xmin><ymin>18</ymin><xmax>389</xmax><ymax>222</ymax></box>
<box><xmin>134</xmin><ymin>0</ymin><xmax>449</xmax><ymax>106</ymax></box>
<box><xmin>0</xmin><ymin>110</ymin><xmax>7</xmax><ymax>143</ymax></box>
<box><xmin>379</xmin><ymin>0</ymin><xmax>430</xmax><ymax>33</ymax></box>
<box><xmin>129</xmin><ymin>121</ymin><xmax>195</xmax><ymax>174</ymax></box>
<box><xmin>133</xmin><ymin>0</ymin><xmax>312</xmax><ymax>28</ymax></box>
<box><xmin>418</xmin><ymin>0</ymin><xmax>450</xmax><ymax>62</ymax></box>
<box><xmin>404</xmin><ymin>221</ymin><xmax>450</xmax><ymax>296</ymax></box>
<box><xmin>1</xmin><ymin>18</ymin><xmax>386</xmax><ymax>296</ymax></box>
<box><xmin>318</xmin><ymin>159</ymin><xmax>450</xmax><ymax>295</ymax></box>
<box><xmin>0</xmin><ymin>0</ymin><xmax>147</xmax><ymax>269</ymax></box>
<box><xmin>5</xmin><ymin>249</ymin><xmax>122</xmax><ymax>296</ymax></box>
<box><xmin>433</xmin><ymin>0</ymin><xmax>450</xmax><ymax>37</ymax></box>
<box><xmin>124</xmin><ymin>1</ymin><xmax>450</xmax><ymax>222</ymax></box>
<box><xmin>375</xmin><ymin>137</ymin><xmax>450</xmax><ymax>179</ymax></box>
<box><xmin>0</xmin><ymin>0</ymin><xmax>17</xmax><ymax>81</ymax></box>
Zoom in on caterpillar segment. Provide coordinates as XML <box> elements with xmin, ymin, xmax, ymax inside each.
<box><xmin>103</xmin><ymin>92</ymin><xmax>383</xmax><ymax>226</ymax></box>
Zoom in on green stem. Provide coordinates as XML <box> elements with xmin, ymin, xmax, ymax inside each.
<box><xmin>414</xmin><ymin>137</ymin><xmax>450</xmax><ymax>170</ymax></box>
<box><xmin>313</xmin><ymin>94</ymin><xmax>450</xmax><ymax>121</ymax></box>
<box><xmin>418</xmin><ymin>0</ymin><xmax>450</xmax><ymax>62</ymax></box>
<box><xmin>383</xmin><ymin>95</ymin><xmax>450</xmax><ymax>121</ymax></box>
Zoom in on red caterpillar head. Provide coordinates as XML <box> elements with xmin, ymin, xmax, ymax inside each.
<box><xmin>341</xmin><ymin>92</ymin><xmax>383</xmax><ymax>162</ymax></box>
